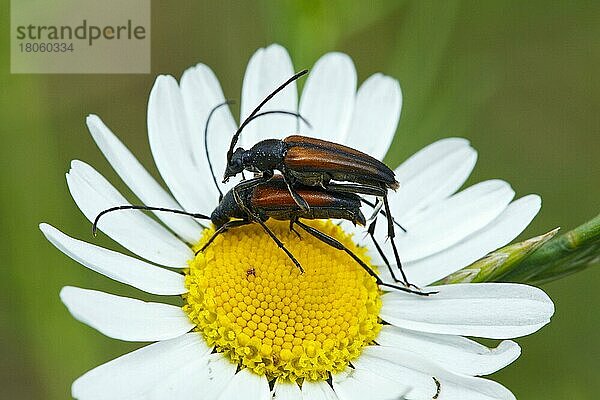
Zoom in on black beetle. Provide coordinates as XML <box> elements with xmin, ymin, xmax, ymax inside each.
<box><xmin>222</xmin><ymin>71</ymin><xmax>396</xmax><ymax>203</ymax></box>
<box><xmin>220</xmin><ymin>70</ymin><xmax>412</xmax><ymax>288</ymax></box>
<box><xmin>92</xmin><ymin>176</ymin><xmax>430</xmax><ymax>296</ymax></box>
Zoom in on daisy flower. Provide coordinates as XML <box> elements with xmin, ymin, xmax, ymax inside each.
<box><xmin>41</xmin><ymin>44</ymin><xmax>554</xmax><ymax>400</ymax></box>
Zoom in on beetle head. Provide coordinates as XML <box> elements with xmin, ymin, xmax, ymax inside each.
<box><xmin>210</xmin><ymin>207</ymin><xmax>228</xmax><ymax>229</ymax></box>
<box><xmin>223</xmin><ymin>147</ymin><xmax>245</xmax><ymax>183</ymax></box>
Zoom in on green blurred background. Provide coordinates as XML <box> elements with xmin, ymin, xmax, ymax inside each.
<box><xmin>1</xmin><ymin>1</ymin><xmax>598</xmax><ymax>399</ymax></box>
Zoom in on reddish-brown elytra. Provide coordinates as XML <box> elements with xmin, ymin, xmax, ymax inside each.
<box><xmin>222</xmin><ymin>71</ymin><xmax>398</xmax><ymax>202</ymax></box>
<box><xmin>222</xmin><ymin>70</ymin><xmax>414</xmax><ymax>292</ymax></box>
<box><xmin>92</xmin><ymin>176</ymin><xmax>430</xmax><ymax>295</ymax></box>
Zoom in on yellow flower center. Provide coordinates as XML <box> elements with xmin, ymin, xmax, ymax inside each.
<box><xmin>183</xmin><ymin>220</ymin><xmax>381</xmax><ymax>382</ymax></box>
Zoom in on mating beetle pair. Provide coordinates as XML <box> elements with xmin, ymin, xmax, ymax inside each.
<box><xmin>93</xmin><ymin>69</ymin><xmax>429</xmax><ymax>295</ymax></box>
<box><xmin>220</xmin><ymin>70</ymin><xmax>417</xmax><ymax>291</ymax></box>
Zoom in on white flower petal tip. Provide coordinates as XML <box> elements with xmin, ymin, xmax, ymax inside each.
<box><xmin>85</xmin><ymin>114</ymin><xmax>203</xmax><ymax>243</ymax></box>
<box><xmin>356</xmin><ymin>347</ymin><xmax>516</xmax><ymax>400</ymax></box>
<box><xmin>299</xmin><ymin>52</ymin><xmax>357</xmax><ymax>142</ymax></box>
<box><xmin>376</xmin><ymin>325</ymin><xmax>521</xmax><ymax>376</ymax></box>
<box><xmin>332</xmin><ymin>366</ymin><xmax>411</xmax><ymax>400</ymax></box>
<box><xmin>180</xmin><ymin>62</ymin><xmax>237</xmax><ymax>193</ymax></box>
<box><xmin>217</xmin><ymin>369</ymin><xmax>270</xmax><ymax>400</ymax></box>
<box><xmin>71</xmin><ymin>333</ymin><xmax>213</xmax><ymax>400</ymax></box>
<box><xmin>394</xmin><ymin>137</ymin><xmax>474</xmax><ymax>181</ymax></box>
<box><xmin>381</xmin><ymin>282</ymin><xmax>555</xmax><ymax>339</ymax></box>
<box><xmin>241</xmin><ymin>44</ymin><xmax>297</xmax><ymax>146</ymax></box>
<box><xmin>148</xmin><ymin>74</ymin><xmax>218</xmax><ymax>213</ymax></box>
<box><xmin>40</xmin><ymin>223</ymin><xmax>186</xmax><ymax>295</ymax></box>
<box><xmin>345</xmin><ymin>73</ymin><xmax>402</xmax><ymax>161</ymax></box>
<box><xmin>391</xmin><ymin>140</ymin><xmax>478</xmax><ymax>218</ymax></box>
<box><xmin>65</xmin><ymin>160</ymin><xmax>193</xmax><ymax>268</ymax></box>
<box><xmin>60</xmin><ymin>286</ymin><xmax>194</xmax><ymax>341</ymax></box>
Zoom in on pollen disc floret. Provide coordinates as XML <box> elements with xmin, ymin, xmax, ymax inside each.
<box><xmin>183</xmin><ymin>220</ymin><xmax>382</xmax><ymax>382</ymax></box>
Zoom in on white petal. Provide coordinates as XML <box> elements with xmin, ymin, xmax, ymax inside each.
<box><xmin>40</xmin><ymin>224</ymin><xmax>186</xmax><ymax>295</ymax></box>
<box><xmin>299</xmin><ymin>53</ymin><xmax>356</xmax><ymax>142</ymax></box>
<box><xmin>218</xmin><ymin>369</ymin><xmax>270</xmax><ymax>400</ymax></box>
<box><xmin>196</xmin><ymin>354</ymin><xmax>238</xmax><ymax>400</ymax></box>
<box><xmin>180</xmin><ymin>63</ymin><xmax>238</xmax><ymax>196</ymax></box>
<box><xmin>332</xmin><ymin>367</ymin><xmax>410</xmax><ymax>400</ymax></box>
<box><xmin>273</xmin><ymin>380</ymin><xmax>302</xmax><ymax>400</ymax></box>
<box><xmin>376</xmin><ymin>325</ymin><xmax>520</xmax><ymax>376</ymax></box>
<box><xmin>357</xmin><ymin>346</ymin><xmax>516</xmax><ymax>400</ymax></box>
<box><xmin>395</xmin><ymin>138</ymin><xmax>471</xmax><ymax>182</ymax></box>
<box><xmin>66</xmin><ymin>160</ymin><xmax>193</xmax><ymax>267</ymax></box>
<box><xmin>72</xmin><ymin>333</ymin><xmax>211</xmax><ymax>400</ymax></box>
<box><xmin>404</xmin><ymin>195</ymin><xmax>542</xmax><ymax>286</ymax></box>
<box><xmin>344</xmin><ymin>73</ymin><xmax>401</xmax><ymax>161</ymax></box>
<box><xmin>86</xmin><ymin>114</ymin><xmax>203</xmax><ymax>243</ymax></box>
<box><xmin>148</xmin><ymin>353</ymin><xmax>236</xmax><ymax>400</ymax></box>
<box><xmin>148</xmin><ymin>75</ymin><xmax>217</xmax><ymax>212</ymax></box>
<box><xmin>395</xmin><ymin>180</ymin><xmax>515</xmax><ymax>262</ymax></box>
<box><xmin>60</xmin><ymin>286</ymin><xmax>194</xmax><ymax>341</ymax></box>
<box><xmin>144</xmin><ymin>357</ymin><xmax>205</xmax><ymax>400</ymax></box>
<box><xmin>380</xmin><ymin>283</ymin><xmax>554</xmax><ymax>339</ymax></box>
<box><xmin>240</xmin><ymin>44</ymin><xmax>298</xmax><ymax>147</ymax></box>
<box><xmin>301</xmin><ymin>380</ymin><xmax>339</xmax><ymax>400</ymax></box>
<box><xmin>391</xmin><ymin>140</ymin><xmax>477</xmax><ymax>219</ymax></box>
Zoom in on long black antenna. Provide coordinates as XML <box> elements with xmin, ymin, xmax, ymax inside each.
<box><xmin>246</xmin><ymin>110</ymin><xmax>312</xmax><ymax>129</ymax></box>
<box><xmin>204</xmin><ymin>102</ymin><xmax>311</xmax><ymax>202</ymax></box>
<box><xmin>205</xmin><ymin>100</ymin><xmax>235</xmax><ymax>201</ymax></box>
<box><xmin>93</xmin><ymin>205</ymin><xmax>211</xmax><ymax>236</ymax></box>
<box><xmin>225</xmin><ymin>69</ymin><xmax>309</xmax><ymax>168</ymax></box>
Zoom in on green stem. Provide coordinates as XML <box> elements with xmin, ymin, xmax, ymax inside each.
<box><xmin>503</xmin><ymin>213</ymin><xmax>600</xmax><ymax>284</ymax></box>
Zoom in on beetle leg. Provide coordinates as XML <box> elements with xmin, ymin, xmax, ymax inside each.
<box><xmin>230</xmin><ymin>187</ymin><xmax>304</xmax><ymax>273</ymax></box>
<box><xmin>253</xmin><ymin>216</ymin><xmax>304</xmax><ymax>274</ymax></box>
<box><xmin>367</xmin><ymin>218</ymin><xmax>395</xmax><ymax>279</ymax></box>
<box><xmin>367</xmin><ymin>218</ymin><xmax>416</xmax><ymax>289</ymax></box>
<box><xmin>319</xmin><ymin>175</ymin><xmax>329</xmax><ymax>190</ymax></box>
<box><xmin>232</xmin><ymin>176</ymin><xmax>269</xmax><ymax>218</ymax></box>
<box><xmin>289</xmin><ymin>219</ymin><xmax>303</xmax><ymax>239</ymax></box>
<box><xmin>364</xmin><ymin>197</ymin><xmax>384</xmax><ymax>225</ymax></box>
<box><xmin>282</xmin><ymin>174</ymin><xmax>311</xmax><ymax>211</ymax></box>
<box><xmin>231</xmin><ymin>183</ymin><xmax>305</xmax><ymax>273</ymax></box>
<box><xmin>262</xmin><ymin>169</ymin><xmax>274</xmax><ymax>180</ymax></box>
<box><xmin>361</xmin><ymin>197</ymin><xmax>407</xmax><ymax>232</ymax></box>
<box><xmin>196</xmin><ymin>219</ymin><xmax>251</xmax><ymax>254</ymax></box>
<box><xmin>294</xmin><ymin>220</ymin><xmax>433</xmax><ymax>296</ymax></box>
<box><xmin>382</xmin><ymin>195</ymin><xmax>421</xmax><ymax>291</ymax></box>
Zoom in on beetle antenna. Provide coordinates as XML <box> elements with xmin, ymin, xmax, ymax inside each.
<box><xmin>246</xmin><ymin>110</ymin><xmax>312</xmax><ymax>129</ymax></box>
<box><xmin>93</xmin><ymin>205</ymin><xmax>211</xmax><ymax>236</ymax></box>
<box><xmin>226</xmin><ymin>69</ymin><xmax>309</xmax><ymax>166</ymax></box>
<box><xmin>205</xmin><ymin>100</ymin><xmax>235</xmax><ymax>202</ymax></box>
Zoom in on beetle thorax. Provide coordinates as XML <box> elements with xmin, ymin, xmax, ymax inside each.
<box><xmin>244</xmin><ymin>139</ymin><xmax>286</xmax><ymax>172</ymax></box>
<box><xmin>211</xmin><ymin>190</ymin><xmax>245</xmax><ymax>228</ymax></box>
